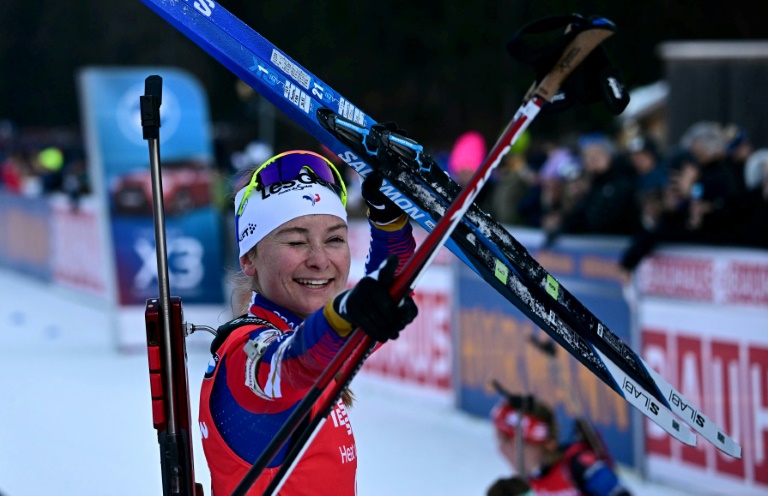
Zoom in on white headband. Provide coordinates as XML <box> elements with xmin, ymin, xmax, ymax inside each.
<box><xmin>235</xmin><ymin>175</ymin><xmax>348</xmax><ymax>257</ymax></box>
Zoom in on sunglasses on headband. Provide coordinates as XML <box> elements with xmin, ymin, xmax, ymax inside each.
<box><xmin>236</xmin><ymin>150</ymin><xmax>347</xmax><ymax>216</ymax></box>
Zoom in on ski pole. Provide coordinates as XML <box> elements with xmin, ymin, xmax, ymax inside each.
<box><xmin>529</xmin><ymin>335</ymin><xmax>608</xmax><ymax>461</ymax></box>
<box><xmin>491</xmin><ymin>380</ymin><xmax>535</xmax><ymax>481</ymax></box>
<box><xmin>232</xmin><ymin>21</ymin><xmax>618</xmax><ymax>496</ymax></box>
<box><xmin>260</xmin><ymin>103</ymin><xmax>540</xmax><ymax>496</ymax></box>
<box><xmin>141</xmin><ymin>75</ymin><xmax>200</xmax><ymax>496</ymax></box>
<box><xmin>239</xmin><ymin>85</ymin><xmax>541</xmax><ymax>496</ymax></box>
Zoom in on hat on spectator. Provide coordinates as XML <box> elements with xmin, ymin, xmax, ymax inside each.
<box><xmin>509</xmin><ymin>129</ymin><xmax>532</xmax><ymax>156</ymax></box>
<box><xmin>448</xmin><ymin>131</ymin><xmax>487</xmax><ymax>177</ymax></box>
<box><xmin>680</xmin><ymin>121</ymin><xmax>728</xmax><ymax>157</ymax></box>
<box><xmin>38</xmin><ymin>147</ymin><xmax>64</xmax><ymax>172</ymax></box>
<box><xmin>627</xmin><ymin>134</ymin><xmax>659</xmax><ymax>158</ymax></box>
<box><xmin>491</xmin><ymin>399</ymin><xmax>556</xmax><ymax>444</ymax></box>
<box><xmin>578</xmin><ymin>132</ymin><xmax>615</xmax><ymax>155</ymax></box>
<box><xmin>539</xmin><ymin>147</ymin><xmax>581</xmax><ymax>181</ymax></box>
<box><xmin>745</xmin><ymin>149</ymin><xmax>768</xmax><ymax>190</ymax></box>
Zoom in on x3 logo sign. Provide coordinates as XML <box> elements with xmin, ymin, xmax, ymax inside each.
<box><xmin>134</xmin><ymin>235</ymin><xmax>205</xmax><ymax>290</ymax></box>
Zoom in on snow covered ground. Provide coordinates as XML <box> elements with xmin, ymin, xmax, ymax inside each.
<box><xmin>0</xmin><ymin>267</ymin><xmax>692</xmax><ymax>496</ymax></box>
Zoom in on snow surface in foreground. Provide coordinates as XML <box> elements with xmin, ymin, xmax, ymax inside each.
<box><xmin>0</xmin><ymin>268</ymin><xmax>691</xmax><ymax>495</ymax></box>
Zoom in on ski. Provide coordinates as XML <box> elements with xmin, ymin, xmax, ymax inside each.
<box><xmin>239</xmin><ymin>25</ymin><xmax>615</xmax><ymax>492</ymax></box>
<box><xmin>139</xmin><ymin>0</ymin><xmax>741</xmax><ymax>458</ymax></box>
<box><xmin>324</xmin><ymin>112</ymin><xmax>739</xmax><ymax>456</ymax></box>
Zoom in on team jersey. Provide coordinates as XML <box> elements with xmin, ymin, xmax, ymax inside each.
<box><xmin>527</xmin><ymin>442</ymin><xmax>630</xmax><ymax>496</ymax></box>
<box><xmin>199</xmin><ymin>218</ymin><xmax>415</xmax><ymax>495</ymax></box>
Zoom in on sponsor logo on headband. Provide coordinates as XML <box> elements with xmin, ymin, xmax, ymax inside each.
<box><xmin>302</xmin><ymin>193</ymin><xmax>321</xmax><ymax>206</ymax></box>
<box><xmin>239</xmin><ymin>223</ymin><xmax>258</xmax><ymax>242</ymax></box>
<box><xmin>260</xmin><ymin>172</ymin><xmax>325</xmax><ymax>200</ymax></box>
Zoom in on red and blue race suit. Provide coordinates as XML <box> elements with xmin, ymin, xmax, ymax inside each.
<box><xmin>527</xmin><ymin>441</ymin><xmax>631</xmax><ymax>496</ymax></box>
<box><xmin>199</xmin><ymin>219</ymin><xmax>415</xmax><ymax>495</ymax></box>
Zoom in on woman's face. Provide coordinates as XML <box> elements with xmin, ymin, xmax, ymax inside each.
<box><xmin>241</xmin><ymin>214</ymin><xmax>350</xmax><ymax>319</ymax></box>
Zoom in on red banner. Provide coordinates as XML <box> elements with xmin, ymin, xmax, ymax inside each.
<box><xmin>638</xmin><ymin>246</ymin><xmax>768</xmax><ymax>495</ymax></box>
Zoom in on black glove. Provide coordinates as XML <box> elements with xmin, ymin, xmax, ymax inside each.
<box><xmin>361</xmin><ymin>169</ymin><xmax>405</xmax><ymax>225</ymax></box>
<box><xmin>326</xmin><ymin>255</ymin><xmax>418</xmax><ymax>342</ymax></box>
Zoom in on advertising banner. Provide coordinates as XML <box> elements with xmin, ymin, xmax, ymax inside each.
<box><xmin>0</xmin><ymin>191</ymin><xmax>52</xmax><ymax>281</ymax></box>
<box><xmin>347</xmin><ymin>220</ymin><xmax>454</xmax><ymax>392</ymax></box>
<box><xmin>50</xmin><ymin>195</ymin><xmax>108</xmax><ymax>297</ymax></box>
<box><xmin>455</xmin><ymin>229</ymin><xmax>635</xmax><ymax>467</ymax></box>
<box><xmin>78</xmin><ymin>66</ymin><xmax>225</xmax><ymax>350</ymax></box>
<box><xmin>638</xmin><ymin>246</ymin><xmax>768</xmax><ymax>495</ymax></box>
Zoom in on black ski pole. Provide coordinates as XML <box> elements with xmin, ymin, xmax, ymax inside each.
<box><xmin>140</xmin><ymin>75</ymin><xmax>200</xmax><ymax>496</ymax></box>
<box><xmin>232</xmin><ymin>20</ymin><xmax>618</xmax><ymax>496</ymax></box>
<box><xmin>491</xmin><ymin>380</ymin><xmax>535</xmax><ymax>481</ymax></box>
<box><xmin>529</xmin><ymin>335</ymin><xmax>608</xmax><ymax>461</ymax></box>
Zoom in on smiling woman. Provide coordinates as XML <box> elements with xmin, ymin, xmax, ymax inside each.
<box><xmin>240</xmin><ymin>216</ymin><xmax>351</xmax><ymax>319</ymax></box>
<box><xmin>198</xmin><ymin>149</ymin><xmax>419</xmax><ymax>495</ymax></box>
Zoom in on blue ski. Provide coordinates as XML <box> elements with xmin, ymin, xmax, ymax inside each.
<box><xmin>140</xmin><ymin>0</ymin><xmax>740</xmax><ymax>458</ymax></box>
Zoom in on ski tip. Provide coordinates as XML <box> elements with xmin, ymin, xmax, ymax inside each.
<box><xmin>728</xmin><ymin>444</ymin><xmax>743</xmax><ymax>459</ymax></box>
<box><xmin>669</xmin><ymin>419</ymin><xmax>698</xmax><ymax>447</ymax></box>
<box><xmin>714</xmin><ymin>434</ymin><xmax>742</xmax><ymax>459</ymax></box>
<box><xmin>702</xmin><ymin>421</ymin><xmax>742</xmax><ymax>458</ymax></box>
<box><xmin>642</xmin><ymin>366</ymin><xmax>743</xmax><ymax>459</ymax></box>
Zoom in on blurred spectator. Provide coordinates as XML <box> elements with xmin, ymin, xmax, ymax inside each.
<box><xmin>60</xmin><ymin>147</ymin><xmax>90</xmax><ymax>209</ymax></box>
<box><xmin>36</xmin><ymin>146</ymin><xmax>65</xmax><ymax>193</ymax></box>
<box><xmin>447</xmin><ymin>130</ymin><xmax>494</xmax><ymax>212</ymax></box>
<box><xmin>723</xmin><ymin>123</ymin><xmax>753</xmax><ymax>195</ymax></box>
<box><xmin>626</xmin><ymin>134</ymin><xmax>667</xmax><ymax>230</ymax></box>
<box><xmin>448</xmin><ymin>130</ymin><xmax>487</xmax><ymax>185</ymax></box>
<box><xmin>620</xmin><ymin>121</ymin><xmax>743</xmax><ymax>273</ymax></box>
<box><xmin>677</xmin><ymin>121</ymin><xmax>742</xmax><ymax>233</ymax></box>
<box><xmin>533</xmin><ymin>146</ymin><xmax>582</xmax><ymax>233</ymax></box>
<box><xmin>544</xmin><ymin>133</ymin><xmax>640</xmax><ymax>247</ymax></box>
<box><xmin>513</xmin><ymin>140</ymin><xmax>555</xmax><ymax>227</ymax></box>
<box><xmin>721</xmin><ymin>148</ymin><xmax>768</xmax><ymax>248</ymax></box>
<box><xmin>492</xmin><ymin>130</ymin><xmax>537</xmax><ymax>225</ymax></box>
<box><xmin>0</xmin><ymin>148</ymin><xmax>26</xmax><ymax>193</ymax></box>
<box><xmin>660</xmin><ymin>148</ymin><xmax>699</xmax><ymax>216</ymax></box>
<box><xmin>230</xmin><ymin>140</ymin><xmax>273</xmax><ymax>178</ymax></box>
<box><xmin>0</xmin><ymin>125</ymin><xmax>90</xmax><ymax>198</ymax></box>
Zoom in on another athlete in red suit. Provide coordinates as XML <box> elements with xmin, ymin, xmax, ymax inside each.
<box><xmin>488</xmin><ymin>396</ymin><xmax>632</xmax><ymax>496</ymax></box>
<box><xmin>199</xmin><ymin>150</ymin><xmax>417</xmax><ymax>495</ymax></box>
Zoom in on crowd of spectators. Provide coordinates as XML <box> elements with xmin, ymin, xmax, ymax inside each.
<box><xmin>0</xmin><ymin>120</ymin><xmax>89</xmax><ymax>205</ymax></box>
<box><xmin>3</xmin><ymin>116</ymin><xmax>767</xmax><ymax>275</ymax></box>
<box><xmin>444</xmin><ymin>121</ymin><xmax>768</xmax><ymax>273</ymax></box>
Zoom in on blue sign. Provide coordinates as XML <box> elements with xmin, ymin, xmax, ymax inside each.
<box><xmin>79</xmin><ymin>67</ymin><xmax>224</xmax><ymax>305</ymax></box>
<box><xmin>454</xmin><ymin>231</ymin><xmax>635</xmax><ymax>467</ymax></box>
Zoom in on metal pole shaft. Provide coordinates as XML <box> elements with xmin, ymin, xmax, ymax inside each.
<box><xmin>148</xmin><ymin>136</ymin><xmax>178</xmax><ymax>438</ymax></box>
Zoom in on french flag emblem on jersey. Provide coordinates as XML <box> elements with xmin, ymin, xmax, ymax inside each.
<box><xmin>204</xmin><ymin>354</ymin><xmax>219</xmax><ymax>379</ymax></box>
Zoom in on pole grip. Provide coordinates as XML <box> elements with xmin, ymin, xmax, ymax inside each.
<box><xmin>532</xmin><ymin>27</ymin><xmax>614</xmax><ymax>102</ymax></box>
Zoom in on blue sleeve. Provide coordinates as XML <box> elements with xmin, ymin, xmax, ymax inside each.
<box><xmin>256</xmin><ymin>311</ymin><xmax>346</xmax><ymax>393</ymax></box>
<box><xmin>571</xmin><ymin>454</ymin><xmax>631</xmax><ymax>496</ymax></box>
<box><xmin>364</xmin><ymin>218</ymin><xmax>416</xmax><ymax>276</ymax></box>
